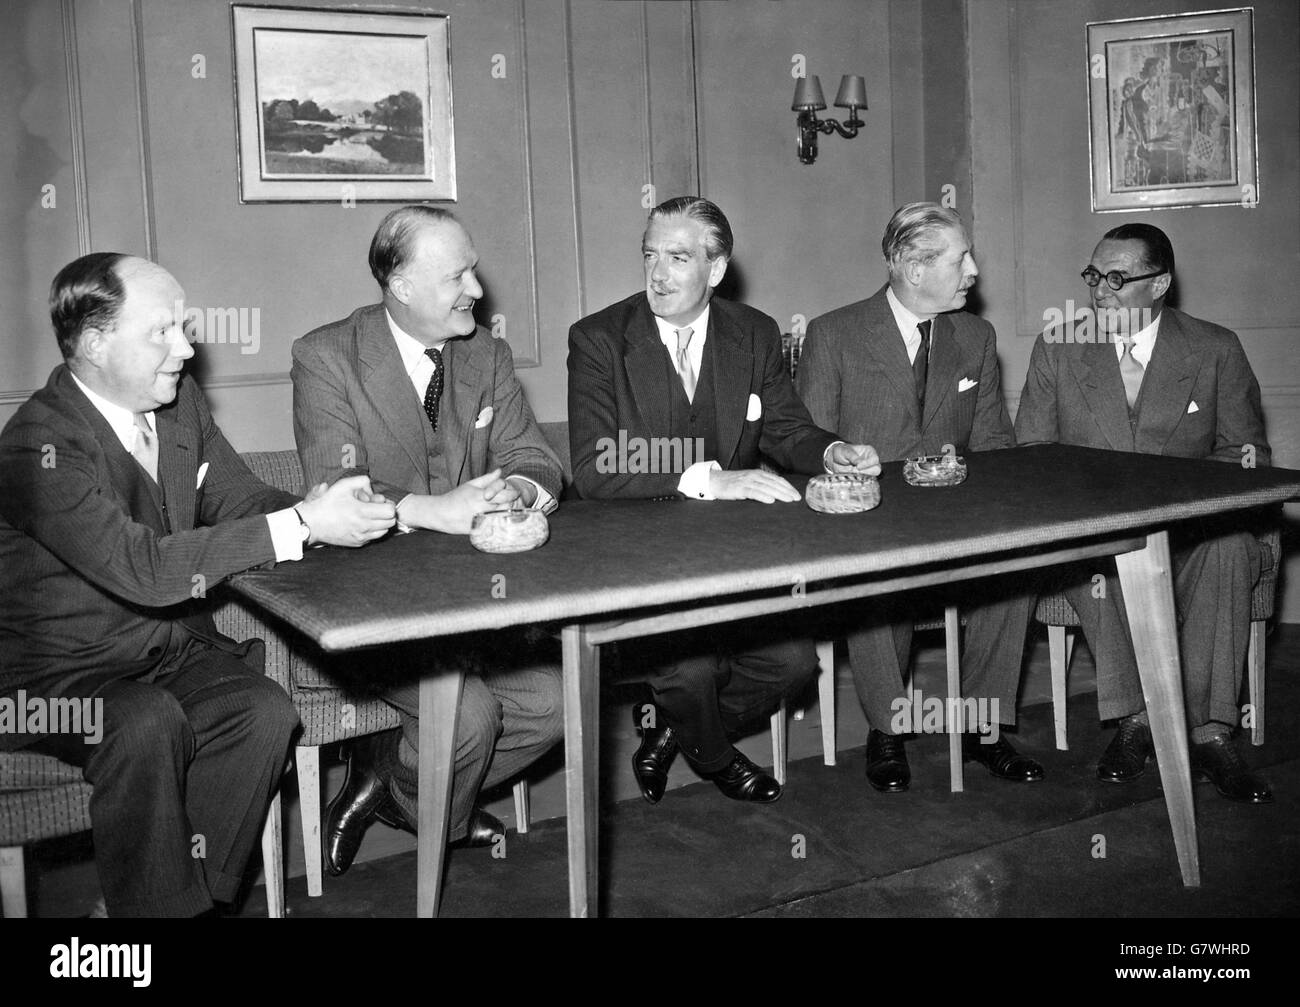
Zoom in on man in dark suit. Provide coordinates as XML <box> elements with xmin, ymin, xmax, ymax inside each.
<box><xmin>568</xmin><ymin>196</ymin><xmax>880</xmax><ymax>804</ymax></box>
<box><xmin>797</xmin><ymin>202</ymin><xmax>1043</xmax><ymax>793</ymax></box>
<box><xmin>292</xmin><ymin>206</ymin><xmax>565</xmax><ymax>874</ymax></box>
<box><xmin>0</xmin><ymin>252</ymin><xmax>395</xmax><ymax>916</ymax></box>
<box><xmin>1015</xmin><ymin>222</ymin><xmax>1271</xmax><ymax>803</ymax></box>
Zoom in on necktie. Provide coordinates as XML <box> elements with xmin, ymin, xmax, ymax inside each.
<box><xmin>131</xmin><ymin>413</ymin><xmax>158</xmax><ymax>482</ymax></box>
<box><xmin>914</xmin><ymin>319</ymin><xmax>931</xmax><ymax>411</ymax></box>
<box><xmin>423</xmin><ymin>347</ymin><xmax>444</xmax><ymax>431</ymax></box>
<box><xmin>1119</xmin><ymin>338</ymin><xmax>1145</xmax><ymax>411</ymax></box>
<box><xmin>675</xmin><ymin>327</ymin><xmax>696</xmax><ymax>402</ymax></box>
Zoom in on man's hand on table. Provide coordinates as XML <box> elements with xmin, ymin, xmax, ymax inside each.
<box><xmin>826</xmin><ymin>442</ymin><xmax>882</xmax><ymax>476</ymax></box>
<box><xmin>298</xmin><ymin>475</ymin><xmax>397</xmax><ymax>547</ymax></box>
<box><xmin>708</xmin><ymin>468</ymin><xmax>802</xmax><ymax>503</ymax></box>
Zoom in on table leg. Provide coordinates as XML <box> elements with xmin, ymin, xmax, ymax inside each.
<box><xmin>416</xmin><ymin>668</ymin><xmax>464</xmax><ymax>917</ymax></box>
<box><xmin>1114</xmin><ymin>529</ymin><xmax>1200</xmax><ymax>888</ymax></box>
<box><xmin>562</xmin><ymin>624</ymin><xmax>600</xmax><ymax>918</ymax></box>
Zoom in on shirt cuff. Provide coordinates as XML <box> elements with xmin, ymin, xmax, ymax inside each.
<box><xmin>822</xmin><ymin>441</ymin><xmax>845</xmax><ymax>473</ymax></box>
<box><xmin>507</xmin><ymin>475</ymin><xmax>558</xmax><ymax>516</ymax></box>
<box><xmin>266</xmin><ymin>508</ymin><xmax>304</xmax><ymax>563</ymax></box>
<box><xmin>394</xmin><ymin>493</ymin><xmax>415</xmax><ymax>534</ymax></box>
<box><xmin>678</xmin><ymin>460</ymin><xmax>721</xmax><ymax>500</ymax></box>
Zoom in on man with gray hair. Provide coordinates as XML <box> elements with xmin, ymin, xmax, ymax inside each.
<box><xmin>797</xmin><ymin>202</ymin><xmax>1043</xmax><ymax>793</ymax></box>
<box><xmin>292</xmin><ymin>206</ymin><xmax>565</xmax><ymax>874</ymax></box>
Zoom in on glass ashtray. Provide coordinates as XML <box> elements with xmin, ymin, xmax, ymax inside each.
<box><xmin>469</xmin><ymin>508</ymin><xmax>549</xmax><ymax>553</ymax></box>
<box><xmin>903</xmin><ymin>454</ymin><xmax>967</xmax><ymax>487</ymax></box>
<box><xmin>805</xmin><ymin>473</ymin><xmax>881</xmax><ymax>514</ymax></box>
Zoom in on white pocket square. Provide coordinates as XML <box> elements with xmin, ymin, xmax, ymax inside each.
<box><xmin>196</xmin><ymin>462</ymin><xmax>209</xmax><ymax>489</ymax></box>
<box><xmin>746</xmin><ymin>393</ymin><xmax>762</xmax><ymax>422</ymax></box>
<box><xmin>474</xmin><ymin>406</ymin><xmax>494</xmax><ymax>429</ymax></box>
<box><xmin>957</xmin><ymin>377</ymin><xmax>978</xmax><ymax>392</ymax></box>
<box><xmin>1187</xmin><ymin>401</ymin><xmax>1199</xmax><ymax>414</ymax></box>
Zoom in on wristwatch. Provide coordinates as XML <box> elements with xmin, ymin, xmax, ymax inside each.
<box><xmin>293</xmin><ymin>506</ymin><xmax>311</xmax><ymax>544</ymax></box>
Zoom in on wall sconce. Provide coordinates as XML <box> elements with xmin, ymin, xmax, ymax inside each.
<box><xmin>791</xmin><ymin>74</ymin><xmax>867</xmax><ymax>164</ymax></box>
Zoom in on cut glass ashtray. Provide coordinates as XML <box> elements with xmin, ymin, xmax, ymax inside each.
<box><xmin>903</xmin><ymin>453</ymin><xmax>967</xmax><ymax>487</ymax></box>
<box><xmin>470</xmin><ymin>506</ymin><xmax>549</xmax><ymax>553</ymax></box>
<box><xmin>805</xmin><ymin>473</ymin><xmax>881</xmax><ymax>514</ymax></box>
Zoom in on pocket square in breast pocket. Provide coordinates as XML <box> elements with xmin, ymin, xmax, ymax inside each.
<box><xmin>196</xmin><ymin>461</ymin><xmax>209</xmax><ymax>489</ymax></box>
<box><xmin>1187</xmin><ymin>401</ymin><xmax>1199</xmax><ymax>414</ymax></box>
<box><xmin>746</xmin><ymin>393</ymin><xmax>762</xmax><ymax>422</ymax></box>
<box><xmin>475</xmin><ymin>406</ymin><xmax>494</xmax><ymax>429</ymax></box>
<box><xmin>957</xmin><ymin>377</ymin><xmax>978</xmax><ymax>393</ymax></box>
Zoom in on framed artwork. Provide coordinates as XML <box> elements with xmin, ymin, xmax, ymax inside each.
<box><xmin>1086</xmin><ymin>8</ymin><xmax>1256</xmax><ymax>212</ymax></box>
<box><xmin>231</xmin><ymin>4</ymin><xmax>455</xmax><ymax>202</ymax></box>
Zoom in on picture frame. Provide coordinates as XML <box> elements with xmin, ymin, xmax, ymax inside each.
<box><xmin>231</xmin><ymin>4</ymin><xmax>455</xmax><ymax>203</ymax></box>
<box><xmin>1086</xmin><ymin>8</ymin><xmax>1256</xmax><ymax>212</ymax></box>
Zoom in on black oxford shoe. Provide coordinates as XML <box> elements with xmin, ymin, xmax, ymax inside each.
<box><xmin>1097</xmin><ymin>717</ymin><xmax>1153</xmax><ymax>784</ymax></box>
<box><xmin>323</xmin><ymin>746</ymin><xmax>389</xmax><ymax>876</ymax></box>
<box><xmin>1190</xmin><ymin>735</ymin><xmax>1273</xmax><ymax>804</ymax></box>
<box><xmin>376</xmin><ymin>796</ymin><xmax>506</xmax><ymax>848</ymax></box>
<box><xmin>632</xmin><ymin>711</ymin><xmax>679</xmax><ymax>805</ymax></box>
<box><xmin>963</xmin><ymin>732</ymin><xmax>1045</xmax><ymax>782</ymax></box>
<box><xmin>705</xmin><ymin>750</ymin><xmax>782</xmax><ymax>803</ymax></box>
<box><xmin>865</xmin><ymin>729</ymin><xmax>910</xmax><ymax>793</ymax></box>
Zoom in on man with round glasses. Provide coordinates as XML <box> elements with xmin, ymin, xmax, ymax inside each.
<box><xmin>1015</xmin><ymin>222</ymin><xmax>1273</xmax><ymax>804</ymax></box>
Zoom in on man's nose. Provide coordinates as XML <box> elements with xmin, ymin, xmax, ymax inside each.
<box><xmin>169</xmin><ymin>326</ymin><xmax>195</xmax><ymax>359</ymax></box>
<box><xmin>465</xmin><ymin>269</ymin><xmax>484</xmax><ymax>300</ymax></box>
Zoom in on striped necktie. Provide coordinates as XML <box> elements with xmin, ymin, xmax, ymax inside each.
<box><xmin>675</xmin><ymin>327</ymin><xmax>696</xmax><ymax>402</ymax></box>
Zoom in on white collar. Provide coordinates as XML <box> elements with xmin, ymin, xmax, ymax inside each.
<box><xmin>70</xmin><ymin>370</ymin><xmax>154</xmax><ymax>454</ymax></box>
<box><xmin>885</xmin><ymin>286</ymin><xmax>930</xmax><ymax>342</ymax></box>
<box><xmin>386</xmin><ymin>309</ymin><xmax>449</xmax><ymax>377</ymax></box>
<box><xmin>652</xmin><ymin>303</ymin><xmax>711</xmax><ymax>346</ymax></box>
<box><xmin>1115</xmin><ymin>311</ymin><xmax>1162</xmax><ymax>366</ymax></box>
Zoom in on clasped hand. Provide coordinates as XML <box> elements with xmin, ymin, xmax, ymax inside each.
<box><xmin>297</xmin><ymin>475</ymin><xmax>396</xmax><ymax>546</ymax></box>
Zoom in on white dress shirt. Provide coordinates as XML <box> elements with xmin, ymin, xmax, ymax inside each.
<box><xmin>70</xmin><ymin>371</ymin><xmax>303</xmax><ymax>562</ymax></box>
<box><xmin>886</xmin><ymin>286</ymin><xmax>933</xmax><ymax>365</ymax></box>
<box><xmin>1112</xmin><ymin>311</ymin><xmax>1161</xmax><ymax>368</ymax></box>
<box><xmin>652</xmin><ymin>305</ymin><xmax>722</xmax><ymax>499</ymax></box>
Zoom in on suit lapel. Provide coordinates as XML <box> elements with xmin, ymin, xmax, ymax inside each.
<box><xmin>443</xmin><ymin>334</ymin><xmax>486</xmax><ymax>485</ymax></box>
<box><xmin>359</xmin><ymin>309</ymin><xmax>430</xmax><ymax>485</ymax></box>
<box><xmin>1068</xmin><ymin>335</ymin><xmax>1134</xmax><ymax>451</ymax></box>
<box><xmin>862</xmin><ymin>289</ymin><xmax>920</xmax><ymax>423</ymax></box>
<box><xmin>625</xmin><ymin>298</ymin><xmax>675</xmax><ymax>439</ymax></box>
<box><xmin>709</xmin><ymin>306</ymin><xmax>753</xmax><ymax>467</ymax></box>
<box><xmin>1136</xmin><ymin>311</ymin><xmax>1200</xmax><ymax>453</ymax></box>
<box><xmin>154</xmin><ymin>395</ymin><xmax>195</xmax><ymax>531</ymax></box>
<box><xmin>921</xmin><ymin>312</ymin><xmax>961</xmax><ymax>430</ymax></box>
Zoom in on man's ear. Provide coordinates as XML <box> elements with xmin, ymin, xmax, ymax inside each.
<box><xmin>1152</xmin><ymin>272</ymin><xmax>1172</xmax><ymax>301</ymax></box>
<box><xmin>707</xmin><ymin>255</ymin><xmax>729</xmax><ymax>290</ymax></box>
<box><xmin>78</xmin><ymin>327</ymin><xmax>107</xmax><ymax>367</ymax></box>
<box><xmin>903</xmin><ymin>256</ymin><xmax>925</xmax><ymax>288</ymax></box>
<box><xmin>387</xmin><ymin>275</ymin><xmax>412</xmax><ymax>305</ymax></box>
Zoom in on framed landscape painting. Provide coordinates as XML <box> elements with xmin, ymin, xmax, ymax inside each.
<box><xmin>232</xmin><ymin>5</ymin><xmax>455</xmax><ymax>202</ymax></box>
<box><xmin>1086</xmin><ymin>8</ymin><xmax>1257</xmax><ymax>212</ymax></box>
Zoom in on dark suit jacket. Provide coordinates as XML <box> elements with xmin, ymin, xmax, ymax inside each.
<box><xmin>567</xmin><ymin>292</ymin><xmax>838</xmax><ymax>499</ymax></box>
<box><xmin>291</xmin><ymin>304</ymin><xmax>561</xmax><ymax>501</ymax></box>
<box><xmin>0</xmin><ymin>366</ymin><xmax>298</xmax><ymax>745</ymax></box>
<box><xmin>797</xmin><ymin>286</ymin><xmax>1014</xmax><ymax>461</ymax></box>
<box><xmin>1014</xmin><ymin>306</ymin><xmax>1270</xmax><ymax>465</ymax></box>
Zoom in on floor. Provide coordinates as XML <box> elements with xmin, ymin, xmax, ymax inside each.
<box><xmin>25</xmin><ymin>625</ymin><xmax>1299</xmax><ymax>918</ymax></box>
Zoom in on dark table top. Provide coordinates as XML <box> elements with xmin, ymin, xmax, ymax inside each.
<box><xmin>230</xmin><ymin>445</ymin><xmax>1300</xmax><ymax>651</ymax></box>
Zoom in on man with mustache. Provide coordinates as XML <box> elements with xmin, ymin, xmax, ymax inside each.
<box><xmin>292</xmin><ymin>206</ymin><xmax>565</xmax><ymax>874</ymax></box>
<box><xmin>0</xmin><ymin>252</ymin><xmax>395</xmax><ymax>915</ymax></box>
<box><xmin>568</xmin><ymin>196</ymin><xmax>880</xmax><ymax>805</ymax></box>
<box><xmin>796</xmin><ymin>202</ymin><xmax>1043</xmax><ymax>793</ymax></box>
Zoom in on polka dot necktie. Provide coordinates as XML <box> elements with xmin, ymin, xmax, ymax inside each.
<box><xmin>423</xmin><ymin>347</ymin><xmax>444</xmax><ymax>431</ymax></box>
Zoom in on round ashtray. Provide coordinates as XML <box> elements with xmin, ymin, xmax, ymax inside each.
<box><xmin>469</xmin><ymin>508</ymin><xmax>549</xmax><ymax>553</ymax></box>
<box><xmin>903</xmin><ymin>454</ymin><xmax>967</xmax><ymax>487</ymax></box>
<box><xmin>805</xmin><ymin>473</ymin><xmax>881</xmax><ymax>514</ymax></box>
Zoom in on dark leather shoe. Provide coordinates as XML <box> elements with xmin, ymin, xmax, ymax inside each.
<box><xmin>705</xmin><ymin>750</ymin><xmax>782</xmax><ymax>802</ymax></box>
<box><xmin>632</xmin><ymin>711</ymin><xmax>679</xmax><ymax>805</ymax></box>
<box><xmin>964</xmin><ymin>731</ymin><xmax>1044</xmax><ymax>782</ymax></box>
<box><xmin>375</xmin><ymin>796</ymin><xmax>505</xmax><ymax>847</ymax></box>
<box><xmin>865</xmin><ymin>729</ymin><xmax>910</xmax><ymax>793</ymax></box>
<box><xmin>1097</xmin><ymin>717</ymin><xmax>1153</xmax><ymax>784</ymax></box>
<box><xmin>1190</xmin><ymin>734</ymin><xmax>1273</xmax><ymax>804</ymax></box>
<box><xmin>323</xmin><ymin>746</ymin><xmax>389</xmax><ymax>876</ymax></box>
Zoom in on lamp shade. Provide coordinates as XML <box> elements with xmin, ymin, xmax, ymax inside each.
<box><xmin>834</xmin><ymin>74</ymin><xmax>868</xmax><ymax>109</ymax></box>
<box><xmin>791</xmin><ymin>74</ymin><xmax>826</xmax><ymax>111</ymax></box>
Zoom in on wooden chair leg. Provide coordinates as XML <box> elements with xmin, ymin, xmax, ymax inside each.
<box><xmin>261</xmin><ymin>791</ymin><xmax>285</xmax><ymax>918</ymax></box>
<box><xmin>945</xmin><ymin>605</ymin><xmax>962</xmax><ymax>793</ymax></box>
<box><xmin>296</xmin><ymin>745</ymin><xmax>323</xmax><ymax>897</ymax></box>
<box><xmin>1</xmin><ymin>846</ymin><xmax>27</xmax><ymax>918</ymax></box>
<box><xmin>513</xmin><ymin>780</ymin><xmax>530</xmax><ymax>834</ymax></box>
<box><xmin>816</xmin><ymin>639</ymin><xmax>836</xmax><ymax>766</ymax></box>
<box><xmin>1048</xmin><ymin>626</ymin><xmax>1070</xmax><ymax>751</ymax></box>
<box><xmin>1248</xmin><ymin>619</ymin><xmax>1265</xmax><ymax>746</ymax></box>
<box><xmin>770</xmin><ymin>700</ymin><xmax>788</xmax><ymax>785</ymax></box>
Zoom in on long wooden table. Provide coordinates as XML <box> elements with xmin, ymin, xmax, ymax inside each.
<box><xmin>230</xmin><ymin>445</ymin><xmax>1300</xmax><ymax>916</ymax></box>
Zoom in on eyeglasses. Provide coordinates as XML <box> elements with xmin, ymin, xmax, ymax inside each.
<box><xmin>1081</xmin><ymin>266</ymin><xmax>1166</xmax><ymax>291</ymax></box>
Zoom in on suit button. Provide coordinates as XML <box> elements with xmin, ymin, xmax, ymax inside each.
<box><xmin>148</xmin><ymin>646</ymin><xmax>162</xmax><ymax>657</ymax></box>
